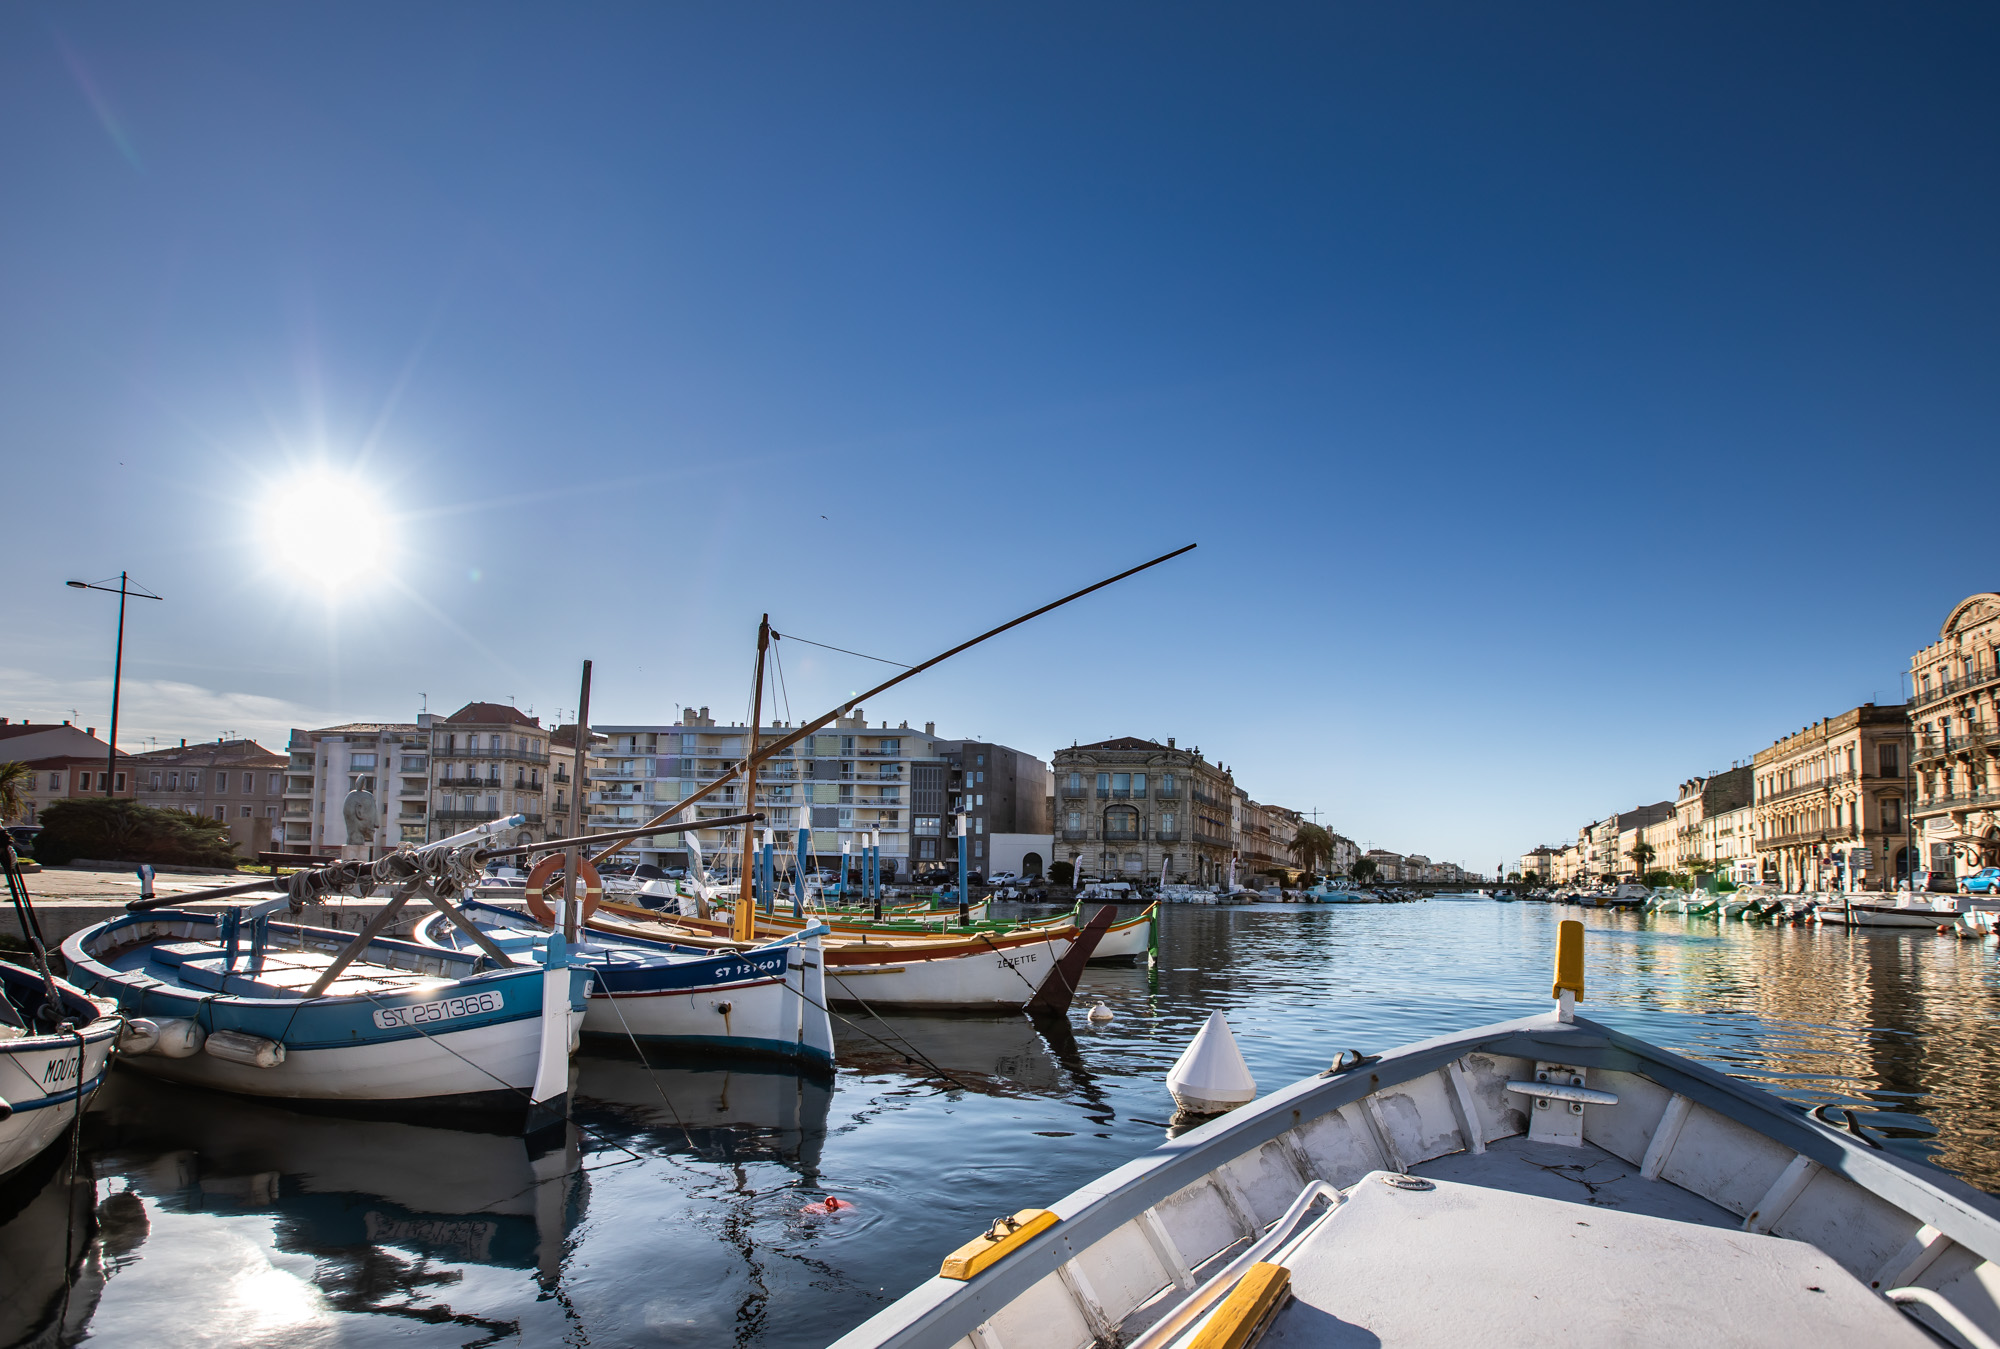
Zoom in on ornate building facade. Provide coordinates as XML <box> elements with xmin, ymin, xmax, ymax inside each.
<box><xmin>1050</xmin><ymin>737</ymin><xmax>1234</xmax><ymax>885</ymax></box>
<box><xmin>1752</xmin><ymin>704</ymin><xmax>1911</xmax><ymax>891</ymax></box>
<box><xmin>1908</xmin><ymin>592</ymin><xmax>2000</xmax><ymax>879</ymax></box>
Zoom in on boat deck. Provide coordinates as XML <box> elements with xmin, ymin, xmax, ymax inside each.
<box><xmin>107</xmin><ymin>940</ymin><xmax>458</xmax><ymax>1000</ymax></box>
<box><xmin>1257</xmin><ymin>1136</ymin><xmax>1929</xmax><ymax>1346</ymax></box>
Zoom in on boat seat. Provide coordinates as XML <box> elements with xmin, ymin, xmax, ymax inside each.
<box><xmin>1259</xmin><ymin>1150</ymin><xmax>1932</xmax><ymax>1347</ymax></box>
<box><xmin>148</xmin><ymin>941</ymin><xmax>220</xmax><ymax>968</ymax></box>
<box><xmin>174</xmin><ymin>954</ymin><xmax>447</xmax><ymax>1000</ymax></box>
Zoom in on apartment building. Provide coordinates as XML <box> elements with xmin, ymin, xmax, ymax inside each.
<box><xmin>131</xmin><ymin>738</ymin><xmax>288</xmax><ymax>858</ymax></box>
<box><xmin>1051</xmin><ymin>737</ymin><xmax>1235</xmax><ymax>885</ymax></box>
<box><xmin>927</xmin><ymin>734</ymin><xmax>1053</xmax><ymax>873</ymax></box>
<box><xmin>546</xmin><ymin>722</ymin><xmax>608</xmax><ymax>836</ymax></box>
<box><xmin>1519</xmin><ymin>846</ymin><xmax>1562</xmax><ymax>882</ymax></box>
<box><xmin>1752</xmin><ymin>704</ymin><xmax>1912</xmax><ymax>891</ymax></box>
<box><xmin>427</xmin><ymin>703</ymin><xmax>553</xmax><ymax>846</ymax></box>
<box><xmin>1362</xmin><ymin>849</ymin><xmax>1405</xmax><ymax>881</ymax></box>
<box><xmin>282</xmin><ymin>721</ymin><xmax>425</xmax><ymax>855</ymax></box>
<box><xmin>1908</xmin><ymin>591</ymin><xmax>2000</xmax><ymax>880</ymax></box>
<box><xmin>1231</xmin><ymin>793</ymin><xmax>1304</xmax><ymax>886</ymax></box>
<box><xmin>0</xmin><ymin>720</ymin><xmax>133</xmax><ymax>824</ymax></box>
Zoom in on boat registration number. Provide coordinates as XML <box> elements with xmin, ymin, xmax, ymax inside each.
<box><xmin>373</xmin><ymin>990</ymin><xmax>503</xmax><ymax>1029</ymax></box>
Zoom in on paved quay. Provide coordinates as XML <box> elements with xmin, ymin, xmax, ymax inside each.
<box><xmin>4</xmin><ymin>863</ymin><xmax>405</xmax><ymax>945</ymax></box>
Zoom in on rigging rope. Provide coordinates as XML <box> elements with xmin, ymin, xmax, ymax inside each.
<box><xmin>770</xmin><ymin>631</ymin><xmax>912</xmax><ymax>669</ymax></box>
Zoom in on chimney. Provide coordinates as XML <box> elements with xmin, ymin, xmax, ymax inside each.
<box><xmin>63</xmin><ymin>720</ymin><xmax>70</xmax><ymax>726</ymax></box>
<box><xmin>1168</xmin><ymin>737</ymin><xmax>1175</xmax><ymax>749</ymax></box>
<box><xmin>925</xmin><ymin>722</ymin><xmax>935</xmax><ymax>736</ymax></box>
<box><xmin>87</xmin><ymin>727</ymin><xmax>95</xmax><ymax>737</ymax></box>
<box><xmin>180</xmin><ymin>739</ymin><xmax>186</xmax><ymax>747</ymax></box>
<box><xmin>899</xmin><ymin>720</ymin><xmax>908</xmax><ymax>730</ymax></box>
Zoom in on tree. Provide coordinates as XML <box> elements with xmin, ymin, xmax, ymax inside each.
<box><xmin>0</xmin><ymin>761</ymin><xmax>28</xmax><ymax>824</ymax></box>
<box><xmin>1350</xmin><ymin>856</ymin><xmax>1379</xmax><ymax>885</ymax></box>
<box><xmin>1626</xmin><ymin>841</ymin><xmax>1656</xmax><ymax>877</ymax></box>
<box><xmin>1049</xmin><ymin>860</ymin><xmax>1074</xmax><ymax>886</ymax></box>
<box><xmin>1288</xmin><ymin>823</ymin><xmax>1334</xmax><ymax>877</ymax></box>
<box><xmin>33</xmin><ymin>799</ymin><xmax>241</xmax><ymax>868</ymax></box>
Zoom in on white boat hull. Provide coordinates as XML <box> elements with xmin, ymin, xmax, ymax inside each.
<box><xmin>825</xmin><ymin>932</ymin><xmax>1076</xmax><ymax>1011</ymax></box>
<box><xmin>0</xmin><ymin>1021</ymin><xmax>119</xmax><ymax>1180</ymax></box>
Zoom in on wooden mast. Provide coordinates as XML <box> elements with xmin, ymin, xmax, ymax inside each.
<box><xmin>565</xmin><ymin>659</ymin><xmax>592</xmax><ymax>944</ymax></box>
<box><xmin>588</xmin><ymin>543</ymin><xmax>1197</xmax><ymax>870</ymax></box>
<box><xmin>733</xmin><ymin>616</ymin><xmax>771</xmax><ymax>942</ymax></box>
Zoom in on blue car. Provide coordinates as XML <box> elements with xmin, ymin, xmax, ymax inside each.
<box><xmin>1961</xmin><ymin>867</ymin><xmax>2000</xmax><ymax>895</ymax></box>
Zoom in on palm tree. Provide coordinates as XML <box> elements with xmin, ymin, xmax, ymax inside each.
<box><xmin>1626</xmin><ymin>841</ymin><xmax>1656</xmax><ymax>878</ymax></box>
<box><xmin>1350</xmin><ymin>856</ymin><xmax>1378</xmax><ymax>885</ymax></box>
<box><xmin>1288</xmin><ymin>823</ymin><xmax>1334</xmax><ymax>878</ymax></box>
<box><xmin>0</xmin><ymin>761</ymin><xmax>29</xmax><ymax>824</ymax></box>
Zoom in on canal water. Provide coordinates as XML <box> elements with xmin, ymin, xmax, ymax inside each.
<box><xmin>7</xmin><ymin>897</ymin><xmax>1998</xmax><ymax>1347</ymax></box>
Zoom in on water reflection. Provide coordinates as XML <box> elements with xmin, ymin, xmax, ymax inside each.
<box><xmin>4</xmin><ymin>899</ymin><xmax>1995</xmax><ymax>1347</ymax></box>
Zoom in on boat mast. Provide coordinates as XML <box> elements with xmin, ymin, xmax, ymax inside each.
<box><xmin>734</xmin><ymin>616</ymin><xmax>771</xmax><ymax>942</ymax></box>
<box><xmin>565</xmin><ymin>659</ymin><xmax>592</xmax><ymax>944</ymax></box>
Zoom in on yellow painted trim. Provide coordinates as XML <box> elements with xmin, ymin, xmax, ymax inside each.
<box><xmin>1552</xmin><ymin>918</ymin><xmax>1584</xmax><ymax>1000</ymax></box>
<box><xmin>1188</xmin><ymin>1261</ymin><xmax>1292</xmax><ymax>1349</ymax></box>
<box><xmin>938</xmin><ymin>1208</ymin><xmax>1058</xmax><ymax>1280</ymax></box>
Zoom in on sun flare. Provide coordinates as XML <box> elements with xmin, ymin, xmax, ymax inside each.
<box><xmin>260</xmin><ymin>467</ymin><xmax>392</xmax><ymax>595</ymax></box>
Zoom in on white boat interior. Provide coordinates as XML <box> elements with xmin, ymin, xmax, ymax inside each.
<box><xmin>833</xmin><ymin>939</ymin><xmax>2000</xmax><ymax>1349</ymax></box>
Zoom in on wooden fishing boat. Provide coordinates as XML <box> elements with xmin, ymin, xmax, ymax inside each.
<box><xmin>0</xmin><ymin>960</ymin><xmax>121</xmax><ymax>1181</ymax></box>
<box><xmin>832</xmin><ymin>921</ymin><xmax>2000</xmax><ymax>1349</ymax></box>
<box><xmin>588</xmin><ymin>904</ymin><xmax>1120</xmax><ymax>1013</ymax></box>
<box><xmin>626</xmin><ymin>900</ymin><xmax>1156</xmax><ymax>965</ymax></box>
<box><xmin>412</xmin><ymin>899</ymin><xmax>835</xmax><ymax>1068</ymax></box>
<box><xmin>63</xmin><ymin>906</ymin><xmax>588</xmax><ymax>1122</ymax></box>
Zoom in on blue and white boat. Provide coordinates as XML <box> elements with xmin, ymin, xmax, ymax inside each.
<box><xmin>1303</xmin><ymin>881</ymin><xmax>1378</xmax><ymax>903</ymax></box>
<box><xmin>412</xmin><ymin>898</ymin><xmax>835</xmax><ymax>1069</ymax></box>
<box><xmin>62</xmin><ymin>904</ymin><xmax>588</xmax><ymax>1123</ymax></box>
<box><xmin>0</xmin><ymin>960</ymin><xmax>122</xmax><ymax>1179</ymax></box>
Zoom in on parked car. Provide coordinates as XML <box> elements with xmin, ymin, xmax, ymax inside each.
<box><xmin>4</xmin><ymin>824</ymin><xmax>42</xmax><ymax>858</ymax></box>
<box><xmin>986</xmin><ymin>871</ymin><xmax>1019</xmax><ymax>885</ymax></box>
<box><xmin>913</xmin><ymin>868</ymin><xmax>954</xmax><ymax>886</ymax></box>
<box><xmin>1960</xmin><ymin>868</ymin><xmax>2000</xmax><ymax>896</ymax></box>
<box><xmin>1911</xmin><ymin>870</ymin><xmax>1959</xmax><ymax>894</ymax></box>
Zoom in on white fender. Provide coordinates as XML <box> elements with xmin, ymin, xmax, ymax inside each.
<box><xmin>148</xmin><ymin>1017</ymin><xmax>206</xmax><ymax>1059</ymax></box>
<box><xmin>204</xmin><ymin>1029</ymin><xmax>286</xmax><ymax>1068</ymax></box>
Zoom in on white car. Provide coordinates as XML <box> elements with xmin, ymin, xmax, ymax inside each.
<box><xmin>986</xmin><ymin>871</ymin><xmax>1019</xmax><ymax>884</ymax></box>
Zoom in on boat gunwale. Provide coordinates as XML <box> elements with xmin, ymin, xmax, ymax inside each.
<box><xmin>828</xmin><ymin>1010</ymin><xmax>2000</xmax><ymax>1349</ymax></box>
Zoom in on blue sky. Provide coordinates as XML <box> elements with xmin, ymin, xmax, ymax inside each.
<box><xmin>4</xmin><ymin>4</ymin><xmax>1996</xmax><ymax>871</ymax></box>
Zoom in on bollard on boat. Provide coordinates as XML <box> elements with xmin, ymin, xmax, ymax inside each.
<box><xmin>1166</xmin><ymin>1010</ymin><xmax>1255</xmax><ymax>1115</ymax></box>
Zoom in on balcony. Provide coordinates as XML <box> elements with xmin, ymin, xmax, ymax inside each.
<box><xmin>1192</xmin><ymin>791</ymin><xmax>1222</xmax><ymax>807</ymax></box>
<box><xmin>432</xmin><ymin>748</ymin><xmax>551</xmax><ymax>766</ymax></box>
<box><xmin>1102</xmin><ymin>828</ymin><xmax>1140</xmax><ymax>842</ymax></box>
<box><xmin>1914</xmin><ymin>668</ymin><xmax>1998</xmax><ymax>708</ymax></box>
<box><xmin>1192</xmin><ymin>829</ymin><xmax>1230</xmax><ymax>847</ymax></box>
<box><xmin>1059</xmin><ymin>784</ymin><xmax>1088</xmax><ymax>798</ymax></box>
<box><xmin>1111</xmin><ymin>789</ymin><xmax>1131</xmax><ymax>800</ymax></box>
<box><xmin>1154</xmin><ymin>830</ymin><xmax>1182</xmax><ymax>843</ymax></box>
<box><xmin>1913</xmin><ymin>789</ymin><xmax>2000</xmax><ymax>817</ymax></box>
<box><xmin>1761</xmin><ymin>772</ymin><xmax>1859</xmax><ymax>805</ymax></box>
<box><xmin>434</xmin><ymin>809</ymin><xmax>544</xmax><ymax>825</ymax></box>
<box><xmin>1096</xmin><ymin>788</ymin><xmax>1110</xmax><ymax>799</ymax></box>
<box><xmin>282</xmin><ymin>806</ymin><xmax>312</xmax><ymax>818</ymax></box>
<box><xmin>1060</xmin><ymin>828</ymin><xmax>1090</xmax><ymax>841</ymax></box>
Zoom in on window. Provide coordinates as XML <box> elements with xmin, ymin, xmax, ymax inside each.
<box><xmin>1112</xmin><ymin>773</ymin><xmax>1130</xmax><ymax>794</ymax></box>
<box><xmin>1133</xmin><ymin>773</ymin><xmax>1147</xmax><ymax>795</ymax></box>
<box><xmin>1921</xmin><ymin>673</ymin><xmax>1933</xmax><ymax>696</ymax></box>
<box><xmin>974</xmin><ymin>794</ymin><xmax>983</xmax><ymax>807</ymax></box>
<box><xmin>881</xmin><ymin>738</ymin><xmax>900</xmax><ymax>754</ymax></box>
<box><xmin>114</xmin><ymin>773</ymin><xmax>125</xmax><ymax>791</ymax></box>
<box><xmin>241</xmin><ymin>805</ymin><xmax>252</xmax><ymax>818</ymax></box>
<box><xmin>1879</xmin><ymin>744</ymin><xmax>1900</xmax><ymax>778</ymax></box>
<box><xmin>1066</xmin><ymin>772</ymin><xmax>1082</xmax><ymax>792</ymax></box>
<box><xmin>1161</xmin><ymin>812</ymin><xmax>1177</xmax><ymax>834</ymax></box>
<box><xmin>1096</xmin><ymin>773</ymin><xmax>1109</xmax><ymax>793</ymax></box>
<box><xmin>975</xmin><ymin>818</ymin><xmax>984</xmax><ymax>834</ymax></box>
<box><xmin>269</xmin><ymin>773</ymin><xmax>282</xmax><ymax>793</ymax></box>
<box><xmin>266</xmin><ymin>805</ymin><xmax>276</xmax><ymax>817</ymax></box>
<box><xmin>973</xmin><ymin>840</ymin><xmax>983</xmax><ymax>858</ymax></box>
<box><xmin>918</xmin><ymin>838</ymin><xmax>937</xmax><ymax>859</ymax></box>
<box><xmin>1883</xmin><ymin>797</ymin><xmax>1902</xmax><ymax>830</ymax></box>
<box><xmin>1162</xmin><ymin>773</ymin><xmax>1177</xmax><ymax>795</ymax></box>
<box><xmin>150</xmin><ymin>771</ymin><xmax>161</xmax><ymax>789</ymax></box>
<box><xmin>976</xmin><ymin>754</ymin><xmax>984</xmax><ymax>767</ymax></box>
<box><xmin>48</xmin><ymin>773</ymin><xmax>60</xmax><ymax>790</ymax></box>
<box><xmin>486</xmin><ymin>795</ymin><xmax>499</xmax><ymax>813</ymax></box>
<box><xmin>350</xmin><ymin>754</ymin><xmax>377</xmax><ymax>771</ymax></box>
<box><xmin>96</xmin><ymin>773</ymin><xmax>108</xmax><ymax>791</ymax></box>
<box><xmin>1066</xmin><ymin>810</ymin><xmax>1081</xmax><ymax>830</ymax></box>
<box><xmin>1847</xmin><ymin>747</ymin><xmax>1856</xmax><ymax>775</ymax></box>
<box><xmin>214</xmin><ymin>806</ymin><xmax>226</xmax><ymax>820</ymax></box>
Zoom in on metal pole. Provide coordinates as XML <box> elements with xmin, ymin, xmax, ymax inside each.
<box><xmin>957</xmin><ymin>812</ymin><xmax>969</xmax><ymax>925</ymax></box>
<box><xmin>107</xmin><ymin>572</ymin><xmax>126</xmax><ymax>796</ymax></box>
<box><xmin>565</xmin><ymin>660</ymin><xmax>592</xmax><ymax>944</ymax></box>
<box><xmin>794</xmin><ymin>824</ymin><xmax>809</xmax><ymax>918</ymax></box>
<box><xmin>734</xmin><ymin>617</ymin><xmax>770</xmax><ymax>943</ymax></box>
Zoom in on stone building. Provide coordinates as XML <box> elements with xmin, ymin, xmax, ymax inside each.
<box><xmin>1908</xmin><ymin>592</ymin><xmax>2000</xmax><ymax>880</ymax></box>
<box><xmin>1519</xmin><ymin>846</ymin><xmax>1562</xmax><ymax>882</ymax></box>
<box><xmin>1751</xmin><ymin>704</ymin><xmax>1912</xmax><ymax>891</ymax></box>
<box><xmin>1051</xmin><ymin>737</ymin><xmax>1234</xmax><ymax>885</ymax></box>
<box><xmin>0</xmin><ymin>720</ymin><xmax>134</xmax><ymax>824</ymax></box>
<box><xmin>131</xmin><ymin>738</ymin><xmax>288</xmax><ymax>858</ymax></box>
<box><xmin>1670</xmin><ymin>768</ymin><xmax>1752</xmax><ymax>878</ymax></box>
<box><xmin>1362</xmin><ymin>849</ymin><xmax>1404</xmax><ymax>881</ymax></box>
<box><xmin>428</xmin><ymin>703</ymin><xmax>552</xmax><ymax>847</ymax></box>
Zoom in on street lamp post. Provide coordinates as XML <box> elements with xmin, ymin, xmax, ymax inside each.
<box><xmin>65</xmin><ymin>573</ymin><xmax>163</xmax><ymax>796</ymax></box>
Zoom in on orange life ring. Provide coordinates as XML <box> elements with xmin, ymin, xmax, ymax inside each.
<box><xmin>524</xmin><ymin>854</ymin><xmax>603</xmax><ymax>927</ymax></box>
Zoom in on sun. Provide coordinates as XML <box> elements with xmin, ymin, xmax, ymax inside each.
<box><xmin>260</xmin><ymin>467</ymin><xmax>392</xmax><ymax>595</ymax></box>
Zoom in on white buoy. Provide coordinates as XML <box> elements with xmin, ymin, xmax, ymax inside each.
<box><xmin>1087</xmin><ymin>1002</ymin><xmax>1114</xmax><ymax>1022</ymax></box>
<box><xmin>1166</xmin><ymin>1011</ymin><xmax>1256</xmax><ymax>1115</ymax></box>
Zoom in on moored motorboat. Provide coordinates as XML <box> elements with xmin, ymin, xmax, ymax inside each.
<box><xmin>833</xmin><ymin>922</ymin><xmax>2000</xmax><ymax>1349</ymax></box>
<box><xmin>412</xmin><ymin>898</ymin><xmax>835</xmax><ymax>1068</ymax></box>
